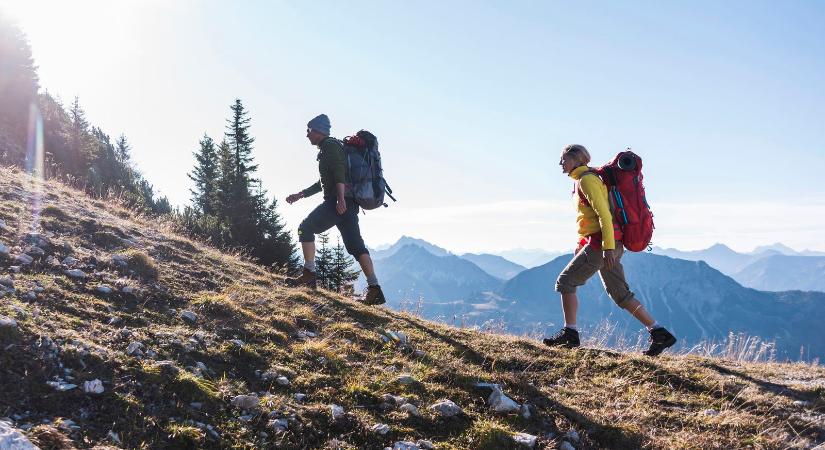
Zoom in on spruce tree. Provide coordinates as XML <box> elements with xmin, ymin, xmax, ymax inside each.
<box><xmin>329</xmin><ymin>237</ymin><xmax>361</xmax><ymax>292</ymax></box>
<box><xmin>225</xmin><ymin>99</ymin><xmax>258</xmax><ymax>181</ymax></box>
<box><xmin>253</xmin><ymin>191</ymin><xmax>299</xmax><ymax>269</ymax></box>
<box><xmin>315</xmin><ymin>233</ymin><xmax>333</xmax><ymax>289</ymax></box>
<box><xmin>115</xmin><ymin>134</ymin><xmax>131</xmax><ymax>165</ymax></box>
<box><xmin>179</xmin><ymin>99</ymin><xmax>297</xmax><ymax>268</ymax></box>
<box><xmin>215</xmin><ymin>139</ymin><xmax>235</xmax><ymax>220</ymax></box>
<box><xmin>66</xmin><ymin>97</ymin><xmax>94</xmax><ymax>177</ymax></box>
<box><xmin>188</xmin><ymin>134</ymin><xmax>219</xmax><ymax>215</ymax></box>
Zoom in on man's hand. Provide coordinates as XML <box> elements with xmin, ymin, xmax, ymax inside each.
<box><xmin>336</xmin><ymin>198</ymin><xmax>347</xmax><ymax>215</ymax></box>
<box><xmin>286</xmin><ymin>192</ymin><xmax>303</xmax><ymax>204</ymax></box>
<box><xmin>603</xmin><ymin>249</ymin><xmax>616</xmax><ymax>271</ymax></box>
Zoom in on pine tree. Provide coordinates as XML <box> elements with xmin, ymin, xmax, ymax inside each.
<box><xmin>224</xmin><ymin>99</ymin><xmax>258</xmax><ymax>181</ymax></box>
<box><xmin>66</xmin><ymin>97</ymin><xmax>94</xmax><ymax>177</ymax></box>
<box><xmin>115</xmin><ymin>134</ymin><xmax>131</xmax><ymax>165</ymax></box>
<box><xmin>315</xmin><ymin>233</ymin><xmax>333</xmax><ymax>289</ymax></box>
<box><xmin>215</xmin><ymin>139</ymin><xmax>235</xmax><ymax>220</ymax></box>
<box><xmin>253</xmin><ymin>191</ymin><xmax>299</xmax><ymax>269</ymax></box>
<box><xmin>329</xmin><ymin>237</ymin><xmax>361</xmax><ymax>292</ymax></box>
<box><xmin>179</xmin><ymin>99</ymin><xmax>296</xmax><ymax>268</ymax></box>
<box><xmin>114</xmin><ymin>134</ymin><xmax>136</xmax><ymax>189</ymax></box>
<box><xmin>188</xmin><ymin>134</ymin><xmax>219</xmax><ymax>215</ymax></box>
<box><xmin>89</xmin><ymin>126</ymin><xmax>117</xmax><ymax>196</ymax></box>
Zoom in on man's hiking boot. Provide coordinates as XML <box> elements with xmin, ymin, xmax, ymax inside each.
<box><xmin>285</xmin><ymin>268</ymin><xmax>317</xmax><ymax>289</ymax></box>
<box><xmin>644</xmin><ymin>327</ymin><xmax>676</xmax><ymax>357</ymax></box>
<box><xmin>543</xmin><ymin>327</ymin><xmax>580</xmax><ymax>349</ymax></box>
<box><xmin>362</xmin><ymin>285</ymin><xmax>386</xmax><ymax>306</ymax></box>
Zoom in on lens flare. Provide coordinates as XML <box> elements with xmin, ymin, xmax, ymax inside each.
<box><xmin>25</xmin><ymin>101</ymin><xmax>45</xmax><ymax>233</ymax></box>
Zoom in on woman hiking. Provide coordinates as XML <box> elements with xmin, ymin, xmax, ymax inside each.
<box><xmin>543</xmin><ymin>144</ymin><xmax>676</xmax><ymax>356</ymax></box>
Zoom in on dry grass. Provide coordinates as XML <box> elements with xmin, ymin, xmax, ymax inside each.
<box><xmin>1</xmin><ymin>165</ymin><xmax>824</xmax><ymax>449</ymax></box>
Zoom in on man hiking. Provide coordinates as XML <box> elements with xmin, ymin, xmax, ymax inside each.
<box><xmin>285</xmin><ymin>114</ymin><xmax>386</xmax><ymax>306</ymax></box>
<box><xmin>543</xmin><ymin>144</ymin><xmax>676</xmax><ymax>356</ymax></box>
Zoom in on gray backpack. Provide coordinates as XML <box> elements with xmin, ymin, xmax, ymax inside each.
<box><xmin>342</xmin><ymin>130</ymin><xmax>396</xmax><ymax>210</ymax></box>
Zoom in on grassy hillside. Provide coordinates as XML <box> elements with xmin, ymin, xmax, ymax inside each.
<box><xmin>1</xmin><ymin>166</ymin><xmax>824</xmax><ymax>449</ymax></box>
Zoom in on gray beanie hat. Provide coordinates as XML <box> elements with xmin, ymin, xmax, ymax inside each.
<box><xmin>307</xmin><ymin>114</ymin><xmax>331</xmax><ymax>135</ymax></box>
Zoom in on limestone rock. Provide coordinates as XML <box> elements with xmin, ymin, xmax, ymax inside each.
<box><xmin>384</xmin><ymin>330</ymin><xmax>409</xmax><ymax>346</ymax></box>
<box><xmin>46</xmin><ymin>379</ymin><xmax>77</xmax><ymax>391</ymax></box>
<box><xmin>0</xmin><ymin>420</ymin><xmax>38</xmax><ymax>450</ymax></box>
<box><xmin>62</xmin><ymin>256</ymin><xmax>79</xmax><ymax>267</ymax></box>
<box><xmin>513</xmin><ymin>432</ymin><xmax>537</xmax><ymax>447</ymax></box>
<box><xmin>370</xmin><ymin>423</ymin><xmax>391</xmax><ymax>435</ymax></box>
<box><xmin>399</xmin><ymin>403</ymin><xmax>421</xmax><ymax>417</ymax></box>
<box><xmin>65</xmin><ymin>269</ymin><xmax>87</xmax><ymax>279</ymax></box>
<box><xmin>488</xmin><ymin>386</ymin><xmax>519</xmax><ymax>413</ymax></box>
<box><xmin>330</xmin><ymin>404</ymin><xmax>345</xmax><ymax>421</ymax></box>
<box><xmin>565</xmin><ymin>430</ymin><xmax>580</xmax><ymax>443</ymax></box>
<box><xmin>0</xmin><ymin>317</ymin><xmax>17</xmax><ymax>329</ymax></box>
<box><xmin>276</xmin><ymin>376</ymin><xmax>290</xmax><ymax>386</ymax></box>
<box><xmin>83</xmin><ymin>379</ymin><xmax>105</xmax><ymax>394</ymax></box>
<box><xmin>382</xmin><ymin>393</ymin><xmax>406</xmax><ymax>406</ymax></box>
<box><xmin>392</xmin><ymin>442</ymin><xmax>421</xmax><ymax>450</ymax></box>
<box><xmin>429</xmin><ymin>399</ymin><xmax>461</xmax><ymax>417</ymax></box>
<box><xmin>95</xmin><ymin>285</ymin><xmax>114</xmax><ymax>295</ymax></box>
<box><xmin>268</xmin><ymin>419</ymin><xmax>288</xmax><ymax>433</ymax></box>
<box><xmin>559</xmin><ymin>442</ymin><xmax>575</xmax><ymax>450</ymax></box>
<box><xmin>15</xmin><ymin>254</ymin><xmax>33</xmax><ymax>265</ymax></box>
<box><xmin>180</xmin><ymin>310</ymin><xmax>197</xmax><ymax>324</ymax></box>
<box><xmin>231</xmin><ymin>394</ymin><xmax>260</xmax><ymax>410</ymax></box>
<box><xmin>395</xmin><ymin>374</ymin><xmax>416</xmax><ymax>385</ymax></box>
<box><xmin>126</xmin><ymin>341</ymin><xmax>143</xmax><ymax>355</ymax></box>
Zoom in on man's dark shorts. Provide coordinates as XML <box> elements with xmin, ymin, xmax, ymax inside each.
<box><xmin>298</xmin><ymin>197</ymin><xmax>369</xmax><ymax>258</ymax></box>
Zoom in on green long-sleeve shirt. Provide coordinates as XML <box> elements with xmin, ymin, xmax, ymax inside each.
<box><xmin>302</xmin><ymin>137</ymin><xmax>348</xmax><ymax>199</ymax></box>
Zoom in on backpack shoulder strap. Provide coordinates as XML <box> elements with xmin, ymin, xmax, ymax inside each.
<box><xmin>575</xmin><ymin>170</ymin><xmax>597</xmax><ymax>206</ymax></box>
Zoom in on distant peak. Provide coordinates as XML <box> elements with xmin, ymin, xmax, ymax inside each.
<box><xmin>708</xmin><ymin>243</ymin><xmax>732</xmax><ymax>250</ymax></box>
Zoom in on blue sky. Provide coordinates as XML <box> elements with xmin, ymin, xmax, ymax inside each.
<box><xmin>4</xmin><ymin>0</ymin><xmax>825</xmax><ymax>253</ymax></box>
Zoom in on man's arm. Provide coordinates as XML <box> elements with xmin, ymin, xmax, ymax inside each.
<box><xmin>302</xmin><ymin>181</ymin><xmax>322</xmax><ymax>198</ymax></box>
<box><xmin>335</xmin><ymin>182</ymin><xmax>347</xmax><ymax>214</ymax></box>
<box><xmin>286</xmin><ymin>181</ymin><xmax>320</xmax><ymax>204</ymax></box>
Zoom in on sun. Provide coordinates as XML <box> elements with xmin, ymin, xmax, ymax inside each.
<box><xmin>1</xmin><ymin>0</ymin><xmax>140</xmax><ymax>62</ymax></box>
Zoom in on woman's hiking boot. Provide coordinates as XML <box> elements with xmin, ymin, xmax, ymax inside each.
<box><xmin>644</xmin><ymin>327</ymin><xmax>676</xmax><ymax>356</ymax></box>
<box><xmin>363</xmin><ymin>285</ymin><xmax>386</xmax><ymax>305</ymax></box>
<box><xmin>543</xmin><ymin>327</ymin><xmax>580</xmax><ymax>349</ymax></box>
<box><xmin>285</xmin><ymin>268</ymin><xmax>317</xmax><ymax>289</ymax></box>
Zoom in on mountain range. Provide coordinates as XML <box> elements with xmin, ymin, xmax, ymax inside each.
<box><xmin>362</xmin><ymin>236</ymin><xmax>825</xmax><ymax>360</ymax></box>
<box><xmin>459</xmin><ymin>253</ymin><xmax>526</xmax><ymax>280</ymax></box>
<box><xmin>652</xmin><ymin>243</ymin><xmax>825</xmax><ymax>291</ymax></box>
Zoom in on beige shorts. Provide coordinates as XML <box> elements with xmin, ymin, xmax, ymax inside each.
<box><xmin>555</xmin><ymin>244</ymin><xmax>636</xmax><ymax>306</ymax></box>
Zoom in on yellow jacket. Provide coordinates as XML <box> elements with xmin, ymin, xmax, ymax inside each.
<box><xmin>569</xmin><ymin>165</ymin><xmax>615</xmax><ymax>250</ymax></box>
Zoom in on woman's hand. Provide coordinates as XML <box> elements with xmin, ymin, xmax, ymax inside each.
<box><xmin>336</xmin><ymin>198</ymin><xmax>347</xmax><ymax>215</ymax></box>
<box><xmin>603</xmin><ymin>249</ymin><xmax>616</xmax><ymax>270</ymax></box>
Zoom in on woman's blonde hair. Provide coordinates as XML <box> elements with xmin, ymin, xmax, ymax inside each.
<box><xmin>561</xmin><ymin>144</ymin><xmax>591</xmax><ymax>166</ymax></box>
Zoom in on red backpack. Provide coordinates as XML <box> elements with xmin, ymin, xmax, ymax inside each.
<box><xmin>577</xmin><ymin>150</ymin><xmax>654</xmax><ymax>252</ymax></box>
